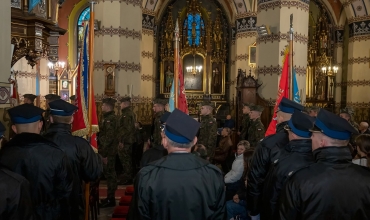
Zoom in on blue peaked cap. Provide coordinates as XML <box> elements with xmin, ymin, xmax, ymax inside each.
<box><xmin>287</xmin><ymin>110</ymin><xmax>314</xmax><ymax>138</ymax></box>
<box><xmin>49</xmin><ymin>99</ymin><xmax>78</xmax><ymax>116</ymax></box>
<box><xmin>278</xmin><ymin>97</ymin><xmax>304</xmax><ymax>114</ymax></box>
<box><xmin>164</xmin><ymin>109</ymin><xmax>200</xmax><ymax>144</ymax></box>
<box><xmin>312</xmin><ymin>109</ymin><xmax>358</xmax><ymax>140</ymax></box>
<box><xmin>8</xmin><ymin>104</ymin><xmax>45</xmax><ymax>124</ymax></box>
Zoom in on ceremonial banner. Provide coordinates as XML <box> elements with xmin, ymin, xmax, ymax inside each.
<box><xmin>293</xmin><ymin>68</ymin><xmax>301</xmax><ymax>103</ymax></box>
<box><xmin>265</xmin><ymin>47</ymin><xmax>289</xmax><ymax>136</ymax></box>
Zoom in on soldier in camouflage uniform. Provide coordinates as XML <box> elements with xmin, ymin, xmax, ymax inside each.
<box><xmin>239</xmin><ymin>103</ymin><xmax>253</xmax><ymax>140</ymax></box>
<box><xmin>69</xmin><ymin>95</ymin><xmax>76</xmax><ymax>105</ymax></box>
<box><xmin>247</xmin><ymin>105</ymin><xmax>265</xmax><ymax>148</ymax></box>
<box><xmin>98</xmin><ymin>98</ymin><xmax>118</xmax><ymax>207</ymax></box>
<box><xmin>340</xmin><ymin>107</ymin><xmax>359</xmax><ymax>130</ymax></box>
<box><xmin>150</xmin><ymin>99</ymin><xmax>167</xmax><ymax>148</ymax></box>
<box><xmin>198</xmin><ymin>102</ymin><xmax>217</xmax><ymax>161</ymax></box>
<box><xmin>43</xmin><ymin>94</ymin><xmax>60</xmax><ymax>134</ymax></box>
<box><xmin>117</xmin><ymin>96</ymin><xmax>136</xmax><ymax>184</ymax></box>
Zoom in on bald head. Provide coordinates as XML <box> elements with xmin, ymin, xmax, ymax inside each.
<box><xmin>359</xmin><ymin>122</ymin><xmax>369</xmax><ymax>133</ymax></box>
<box><xmin>12</xmin><ymin>121</ymin><xmax>43</xmax><ymax>134</ymax></box>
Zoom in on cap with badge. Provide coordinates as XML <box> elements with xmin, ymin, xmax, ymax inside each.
<box><xmin>70</xmin><ymin>95</ymin><xmax>76</xmax><ymax>101</ymax></box>
<box><xmin>0</xmin><ymin>122</ymin><xmax>5</xmax><ymax>137</ymax></box>
<box><xmin>120</xmin><ymin>96</ymin><xmax>131</xmax><ymax>103</ymax></box>
<box><xmin>201</xmin><ymin>101</ymin><xmax>215</xmax><ymax>108</ymax></box>
<box><xmin>250</xmin><ymin>105</ymin><xmax>264</xmax><ymax>112</ymax></box>
<box><xmin>8</xmin><ymin>104</ymin><xmax>45</xmax><ymax>124</ymax></box>
<box><xmin>153</xmin><ymin>98</ymin><xmax>167</xmax><ymax>106</ymax></box>
<box><xmin>23</xmin><ymin>94</ymin><xmax>37</xmax><ymax>102</ymax></box>
<box><xmin>277</xmin><ymin>97</ymin><xmax>304</xmax><ymax>113</ymax></box>
<box><xmin>102</xmin><ymin>98</ymin><xmax>117</xmax><ymax>107</ymax></box>
<box><xmin>45</xmin><ymin>94</ymin><xmax>61</xmax><ymax>101</ymax></box>
<box><xmin>310</xmin><ymin>109</ymin><xmax>359</xmax><ymax>140</ymax></box>
<box><xmin>285</xmin><ymin>110</ymin><xmax>315</xmax><ymax>138</ymax></box>
<box><xmin>164</xmin><ymin>109</ymin><xmax>200</xmax><ymax>144</ymax></box>
<box><xmin>49</xmin><ymin>99</ymin><xmax>78</xmax><ymax>116</ymax></box>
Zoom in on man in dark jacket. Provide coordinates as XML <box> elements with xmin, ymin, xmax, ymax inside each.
<box><xmin>43</xmin><ymin>99</ymin><xmax>103</xmax><ymax>219</ymax></box>
<box><xmin>279</xmin><ymin>109</ymin><xmax>370</xmax><ymax>220</ymax></box>
<box><xmin>0</xmin><ymin>121</ymin><xmax>34</xmax><ymax>219</ymax></box>
<box><xmin>128</xmin><ymin>109</ymin><xmax>225</xmax><ymax>220</ymax></box>
<box><xmin>247</xmin><ymin>97</ymin><xmax>303</xmax><ymax>219</ymax></box>
<box><xmin>43</xmin><ymin>94</ymin><xmax>61</xmax><ymax>133</ymax></box>
<box><xmin>261</xmin><ymin>110</ymin><xmax>315</xmax><ymax>220</ymax></box>
<box><xmin>0</xmin><ymin>104</ymin><xmax>73</xmax><ymax>220</ymax></box>
<box><xmin>140</xmin><ymin>112</ymin><xmax>170</xmax><ymax>167</ymax></box>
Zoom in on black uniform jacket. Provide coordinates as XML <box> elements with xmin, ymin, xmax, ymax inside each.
<box><xmin>0</xmin><ymin>168</ymin><xmax>33</xmax><ymax>220</ymax></box>
<box><xmin>140</xmin><ymin>145</ymin><xmax>168</xmax><ymax>168</ymax></box>
<box><xmin>247</xmin><ymin>121</ymin><xmax>289</xmax><ymax>215</ymax></box>
<box><xmin>0</xmin><ymin>133</ymin><xmax>73</xmax><ymax>220</ymax></box>
<box><xmin>128</xmin><ymin>153</ymin><xmax>225</xmax><ymax>220</ymax></box>
<box><xmin>44</xmin><ymin>123</ymin><xmax>103</xmax><ymax>219</ymax></box>
<box><xmin>280</xmin><ymin>147</ymin><xmax>370</xmax><ymax>220</ymax></box>
<box><xmin>261</xmin><ymin>139</ymin><xmax>314</xmax><ymax>220</ymax></box>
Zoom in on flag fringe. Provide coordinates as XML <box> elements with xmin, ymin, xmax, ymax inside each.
<box><xmin>282</xmin><ymin>46</ymin><xmax>289</xmax><ymax>65</ymax></box>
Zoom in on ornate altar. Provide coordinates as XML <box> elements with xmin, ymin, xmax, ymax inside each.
<box><xmin>11</xmin><ymin>0</ymin><xmax>66</xmax><ymax>68</ymax></box>
<box><xmin>306</xmin><ymin>7</ymin><xmax>337</xmax><ymax>110</ymax></box>
<box><xmin>158</xmin><ymin>0</ymin><xmax>229</xmax><ymax>100</ymax></box>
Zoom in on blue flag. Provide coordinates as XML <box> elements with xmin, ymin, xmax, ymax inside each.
<box><xmin>29</xmin><ymin>0</ymin><xmax>41</xmax><ymax>12</ymax></box>
<box><xmin>168</xmin><ymin>79</ymin><xmax>175</xmax><ymax>112</ymax></box>
<box><xmin>293</xmin><ymin>68</ymin><xmax>301</xmax><ymax>103</ymax></box>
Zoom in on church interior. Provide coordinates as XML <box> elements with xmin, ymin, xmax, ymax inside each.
<box><xmin>2</xmin><ymin>0</ymin><xmax>370</xmax><ymax>137</ymax></box>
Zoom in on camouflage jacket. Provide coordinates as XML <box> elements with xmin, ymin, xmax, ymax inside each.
<box><xmin>98</xmin><ymin>111</ymin><xmax>117</xmax><ymax>157</ymax></box>
<box><xmin>198</xmin><ymin>114</ymin><xmax>217</xmax><ymax>150</ymax></box>
<box><xmin>117</xmin><ymin>107</ymin><xmax>136</xmax><ymax>145</ymax></box>
<box><xmin>350</xmin><ymin>120</ymin><xmax>359</xmax><ymax>130</ymax></box>
<box><xmin>247</xmin><ymin>118</ymin><xmax>265</xmax><ymax>148</ymax></box>
<box><xmin>151</xmin><ymin>111</ymin><xmax>164</xmax><ymax>147</ymax></box>
<box><xmin>240</xmin><ymin>114</ymin><xmax>251</xmax><ymax>140</ymax></box>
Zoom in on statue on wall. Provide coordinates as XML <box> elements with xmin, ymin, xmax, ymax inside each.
<box><xmin>165</xmin><ymin>65</ymin><xmax>174</xmax><ymax>92</ymax></box>
<box><xmin>212</xmin><ymin>66</ymin><xmax>221</xmax><ymax>93</ymax></box>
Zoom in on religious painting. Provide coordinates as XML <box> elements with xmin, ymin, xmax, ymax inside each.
<box><xmin>164</xmin><ymin>61</ymin><xmax>174</xmax><ymax>93</ymax></box>
<box><xmin>61</xmin><ymin>91</ymin><xmax>69</xmax><ymax>101</ymax></box>
<box><xmin>249</xmin><ymin>45</ymin><xmax>256</xmax><ymax>66</ymax></box>
<box><xmin>183</xmin><ymin>54</ymin><xmax>204</xmax><ymax>91</ymax></box>
<box><xmin>104</xmin><ymin>64</ymin><xmax>116</xmax><ymax>96</ymax></box>
<box><xmin>61</xmin><ymin>80</ymin><xmax>68</xmax><ymax>89</ymax></box>
<box><xmin>211</xmin><ymin>63</ymin><xmax>223</xmax><ymax>94</ymax></box>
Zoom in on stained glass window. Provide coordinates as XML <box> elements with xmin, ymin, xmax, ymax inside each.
<box><xmin>184</xmin><ymin>13</ymin><xmax>204</xmax><ymax>46</ymax></box>
<box><xmin>77</xmin><ymin>7</ymin><xmax>90</xmax><ymax>63</ymax></box>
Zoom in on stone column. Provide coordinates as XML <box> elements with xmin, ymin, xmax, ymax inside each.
<box><xmin>346</xmin><ymin>17</ymin><xmax>370</xmax><ymax>117</ymax></box>
<box><xmin>94</xmin><ymin>0</ymin><xmax>142</xmax><ymax>97</ymax></box>
<box><xmin>334</xmin><ymin>26</ymin><xmax>344</xmax><ymax>112</ymax></box>
<box><xmin>256</xmin><ymin>1</ymin><xmax>309</xmax><ymax>103</ymax></box>
<box><xmin>229</xmin><ymin>26</ymin><xmax>237</xmax><ymax>100</ymax></box>
<box><xmin>0</xmin><ymin>0</ymin><xmax>11</xmax><ymax>82</ymax></box>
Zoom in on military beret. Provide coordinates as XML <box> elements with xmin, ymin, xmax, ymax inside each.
<box><xmin>0</xmin><ymin>121</ymin><xmax>5</xmax><ymax>137</ymax></box>
<box><xmin>160</xmin><ymin>112</ymin><xmax>171</xmax><ymax>124</ymax></box>
<box><xmin>102</xmin><ymin>98</ymin><xmax>117</xmax><ymax>107</ymax></box>
<box><xmin>201</xmin><ymin>101</ymin><xmax>215</xmax><ymax>108</ymax></box>
<box><xmin>69</xmin><ymin>95</ymin><xmax>76</xmax><ymax>101</ymax></box>
<box><xmin>49</xmin><ymin>99</ymin><xmax>78</xmax><ymax>116</ymax></box>
<box><xmin>153</xmin><ymin>99</ymin><xmax>167</xmax><ymax>106</ymax></box>
<box><xmin>164</xmin><ymin>109</ymin><xmax>200</xmax><ymax>144</ymax></box>
<box><xmin>8</xmin><ymin>104</ymin><xmax>45</xmax><ymax>124</ymax></box>
<box><xmin>277</xmin><ymin>97</ymin><xmax>304</xmax><ymax>113</ymax></box>
<box><xmin>311</xmin><ymin>109</ymin><xmax>359</xmax><ymax>140</ymax></box>
<box><xmin>310</xmin><ymin>106</ymin><xmax>320</xmax><ymax>112</ymax></box>
<box><xmin>340</xmin><ymin>107</ymin><xmax>354</xmax><ymax>115</ymax></box>
<box><xmin>250</xmin><ymin>105</ymin><xmax>264</xmax><ymax>112</ymax></box>
<box><xmin>23</xmin><ymin>94</ymin><xmax>37</xmax><ymax>102</ymax></box>
<box><xmin>45</xmin><ymin>94</ymin><xmax>61</xmax><ymax>101</ymax></box>
<box><xmin>285</xmin><ymin>110</ymin><xmax>315</xmax><ymax>138</ymax></box>
<box><xmin>120</xmin><ymin>96</ymin><xmax>131</xmax><ymax>103</ymax></box>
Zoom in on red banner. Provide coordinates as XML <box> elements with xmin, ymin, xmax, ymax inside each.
<box><xmin>178</xmin><ymin>60</ymin><xmax>189</xmax><ymax>114</ymax></box>
<box><xmin>265</xmin><ymin>48</ymin><xmax>289</xmax><ymax>136</ymax></box>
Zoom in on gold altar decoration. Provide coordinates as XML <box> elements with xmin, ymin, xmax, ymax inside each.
<box><xmin>159</xmin><ymin>0</ymin><xmax>228</xmax><ymax>97</ymax></box>
<box><xmin>104</xmin><ymin>64</ymin><xmax>116</xmax><ymax>96</ymax></box>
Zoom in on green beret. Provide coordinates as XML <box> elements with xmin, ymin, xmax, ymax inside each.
<box><xmin>200</xmin><ymin>101</ymin><xmax>215</xmax><ymax>108</ymax></box>
<box><xmin>120</xmin><ymin>96</ymin><xmax>131</xmax><ymax>103</ymax></box>
<box><xmin>153</xmin><ymin>99</ymin><xmax>167</xmax><ymax>106</ymax></box>
<box><xmin>23</xmin><ymin>94</ymin><xmax>37</xmax><ymax>102</ymax></box>
<box><xmin>102</xmin><ymin>98</ymin><xmax>117</xmax><ymax>107</ymax></box>
<box><xmin>250</xmin><ymin>105</ymin><xmax>264</xmax><ymax>112</ymax></box>
<box><xmin>340</xmin><ymin>107</ymin><xmax>354</xmax><ymax>115</ymax></box>
<box><xmin>69</xmin><ymin>95</ymin><xmax>76</xmax><ymax>101</ymax></box>
<box><xmin>45</xmin><ymin>94</ymin><xmax>61</xmax><ymax>101</ymax></box>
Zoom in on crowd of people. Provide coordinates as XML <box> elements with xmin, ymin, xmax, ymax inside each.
<box><xmin>1</xmin><ymin>93</ymin><xmax>370</xmax><ymax>220</ymax></box>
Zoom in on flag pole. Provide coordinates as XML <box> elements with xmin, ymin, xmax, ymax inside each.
<box><xmin>174</xmin><ymin>19</ymin><xmax>179</xmax><ymax>108</ymax></box>
<box><xmin>289</xmin><ymin>14</ymin><xmax>294</xmax><ymax>100</ymax></box>
<box><xmin>85</xmin><ymin>1</ymin><xmax>95</xmax><ymax>220</ymax></box>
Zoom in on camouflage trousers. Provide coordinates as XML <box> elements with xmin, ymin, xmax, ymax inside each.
<box><xmin>118</xmin><ymin>144</ymin><xmax>133</xmax><ymax>181</ymax></box>
<box><xmin>103</xmin><ymin>154</ymin><xmax>117</xmax><ymax>199</ymax></box>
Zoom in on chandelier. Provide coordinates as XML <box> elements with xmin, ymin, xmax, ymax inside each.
<box><xmin>186</xmin><ymin>55</ymin><xmax>202</xmax><ymax>75</ymax></box>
